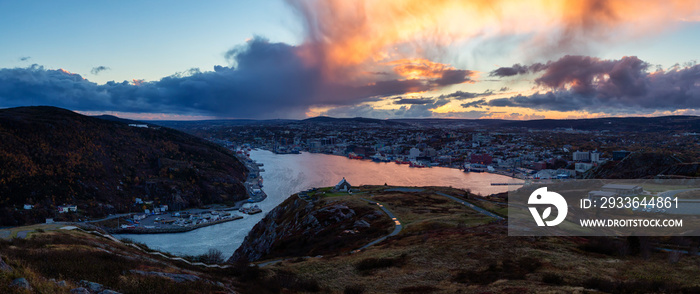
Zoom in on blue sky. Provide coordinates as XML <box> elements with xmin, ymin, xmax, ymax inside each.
<box><xmin>0</xmin><ymin>0</ymin><xmax>699</xmax><ymax>120</ymax></box>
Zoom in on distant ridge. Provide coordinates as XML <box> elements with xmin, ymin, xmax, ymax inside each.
<box><xmin>302</xmin><ymin>116</ymin><xmax>408</xmax><ymax>126</ymax></box>
<box><xmin>149</xmin><ymin>115</ymin><xmax>700</xmax><ymax>132</ymax></box>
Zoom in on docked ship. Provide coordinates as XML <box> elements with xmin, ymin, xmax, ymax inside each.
<box><xmin>409</xmin><ymin>161</ymin><xmax>426</xmax><ymax>168</ymax></box>
<box><xmin>464</xmin><ymin>163</ymin><xmax>486</xmax><ymax>173</ymax></box>
<box><xmin>370</xmin><ymin>152</ymin><xmax>390</xmax><ymax>162</ymax></box>
<box><xmin>239</xmin><ymin>205</ymin><xmax>262</xmax><ymax>215</ymax></box>
<box><xmin>348</xmin><ymin>152</ymin><xmax>363</xmax><ymax>159</ymax></box>
<box><xmin>394</xmin><ymin>158</ymin><xmax>411</xmax><ymax>164</ymax></box>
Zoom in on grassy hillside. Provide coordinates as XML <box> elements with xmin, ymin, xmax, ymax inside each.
<box><xmin>0</xmin><ymin>106</ymin><xmax>248</xmax><ymax>225</ymax></box>
<box><xmin>232</xmin><ymin>186</ymin><xmax>700</xmax><ymax>293</ymax></box>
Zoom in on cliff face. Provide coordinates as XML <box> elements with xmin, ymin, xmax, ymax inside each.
<box><xmin>229</xmin><ymin>196</ymin><xmax>391</xmax><ymax>263</ymax></box>
<box><xmin>0</xmin><ymin>106</ymin><xmax>248</xmax><ymax>225</ymax></box>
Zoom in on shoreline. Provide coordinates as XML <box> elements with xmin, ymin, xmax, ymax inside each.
<box><xmin>108</xmin><ymin>215</ymin><xmax>243</xmax><ymax>235</ymax></box>
<box><xmin>259</xmin><ymin>147</ymin><xmax>528</xmax><ymax>180</ymax></box>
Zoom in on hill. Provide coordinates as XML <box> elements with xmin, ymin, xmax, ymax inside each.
<box><xmin>226</xmin><ymin>186</ymin><xmax>700</xmax><ymax>293</ymax></box>
<box><xmin>0</xmin><ymin>106</ymin><xmax>248</xmax><ymax>225</ymax></box>
<box><xmin>584</xmin><ymin>152</ymin><xmax>700</xmax><ymax>179</ymax></box>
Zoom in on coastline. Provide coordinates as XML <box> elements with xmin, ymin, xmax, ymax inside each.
<box><xmin>106</xmin><ymin>215</ymin><xmax>244</xmax><ymax>235</ymax></box>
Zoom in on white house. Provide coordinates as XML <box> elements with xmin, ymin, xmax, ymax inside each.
<box><xmin>23</xmin><ymin>204</ymin><xmax>33</xmax><ymax>210</ymax></box>
<box><xmin>335</xmin><ymin>177</ymin><xmax>352</xmax><ymax>192</ymax></box>
<box><xmin>57</xmin><ymin>205</ymin><xmax>77</xmax><ymax>213</ymax></box>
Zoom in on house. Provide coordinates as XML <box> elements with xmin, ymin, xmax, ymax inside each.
<box><xmin>57</xmin><ymin>205</ymin><xmax>77</xmax><ymax>213</ymax></box>
<box><xmin>588</xmin><ymin>190</ymin><xmax>618</xmax><ymax>200</ymax></box>
<box><xmin>335</xmin><ymin>177</ymin><xmax>352</xmax><ymax>192</ymax></box>
<box><xmin>601</xmin><ymin>184</ymin><xmax>642</xmax><ymax>196</ymax></box>
<box><xmin>23</xmin><ymin>204</ymin><xmax>33</xmax><ymax>210</ymax></box>
<box><xmin>45</xmin><ymin>218</ymin><xmax>54</xmax><ymax>224</ymax></box>
<box><xmin>135</xmin><ymin>198</ymin><xmax>143</xmax><ymax>204</ymax></box>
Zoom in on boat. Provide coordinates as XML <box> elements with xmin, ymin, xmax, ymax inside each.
<box><xmin>409</xmin><ymin>161</ymin><xmax>426</xmax><ymax>168</ymax></box>
<box><xmin>348</xmin><ymin>152</ymin><xmax>363</xmax><ymax>159</ymax></box>
<box><xmin>464</xmin><ymin>163</ymin><xmax>486</xmax><ymax>173</ymax></box>
<box><xmin>395</xmin><ymin>158</ymin><xmax>411</xmax><ymax>164</ymax></box>
<box><xmin>239</xmin><ymin>205</ymin><xmax>262</xmax><ymax>215</ymax></box>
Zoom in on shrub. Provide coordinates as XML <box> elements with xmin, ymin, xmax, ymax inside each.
<box><xmin>542</xmin><ymin>273</ymin><xmax>564</xmax><ymax>285</ymax></box>
<box><xmin>355</xmin><ymin>254</ymin><xmax>407</xmax><ymax>274</ymax></box>
<box><xmin>344</xmin><ymin>284</ymin><xmax>365</xmax><ymax>294</ymax></box>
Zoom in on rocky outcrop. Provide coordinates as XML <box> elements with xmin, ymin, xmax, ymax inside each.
<box><xmin>228</xmin><ymin>196</ymin><xmax>392</xmax><ymax>263</ymax></box>
<box><xmin>129</xmin><ymin>270</ymin><xmax>200</xmax><ymax>283</ymax></box>
<box><xmin>10</xmin><ymin>277</ymin><xmax>31</xmax><ymax>290</ymax></box>
<box><xmin>0</xmin><ymin>255</ymin><xmax>12</xmax><ymax>272</ymax></box>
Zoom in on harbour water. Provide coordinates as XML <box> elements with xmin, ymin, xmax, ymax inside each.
<box><xmin>115</xmin><ymin>150</ymin><xmax>520</xmax><ymax>258</ymax></box>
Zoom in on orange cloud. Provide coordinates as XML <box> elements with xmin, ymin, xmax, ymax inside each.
<box><xmin>288</xmin><ymin>0</ymin><xmax>700</xmax><ymax>81</ymax></box>
<box><xmin>389</xmin><ymin>58</ymin><xmax>453</xmax><ymax>80</ymax></box>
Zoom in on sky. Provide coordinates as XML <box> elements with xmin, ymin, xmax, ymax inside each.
<box><xmin>1</xmin><ymin>0</ymin><xmax>699</xmax><ymax>120</ymax></box>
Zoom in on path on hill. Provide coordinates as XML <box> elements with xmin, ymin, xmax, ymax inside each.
<box><xmin>356</xmin><ymin>198</ymin><xmax>403</xmax><ymax>251</ymax></box>
<box><xmin>435</xmin><ymin>192</ymin><xmax>504</xmax><ymax>220</ymax></box>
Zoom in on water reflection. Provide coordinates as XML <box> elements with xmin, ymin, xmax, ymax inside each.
<box><xmin>115</xmin><ymin>150</ymin><xmax>518</xmax><ymax>258</ymax></box>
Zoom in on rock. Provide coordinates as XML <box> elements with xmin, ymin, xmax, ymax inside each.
<box><xmin>70</xmin><ymin>287</ymin><xmax>91</xmax><ymax>294</ymax></box>
<box><xmin>0</xmin><ymin>256</ymin><xmax>13</xmax><ymax>272</ymax></box>
<box><xmin>129</xmin><ymin>270</ymin><xmax>201</xmax><ymax>283</ymax></box>
<box><xmin>98</xmin><ymin>290</ymin><xmax>122</xmax><ymax>294</ymax></box>
<box><xmin>80</xmin><ymin>280</ymin><xmax>104</xmax><ymax>292</ymax></box>
<box><xmin>354</xmin><ymin>219</ymin><xmax>371</xmax><ymax>228</ymax></box>
<box><xmin>10</xmin><ymin>277</ymin><xmax>31</xmax><ymax>289</ymax></box>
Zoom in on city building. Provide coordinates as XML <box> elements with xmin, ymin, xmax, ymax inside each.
<box><xmin>573</xmin><ymin>151</ymin><xmax>590</xmax><ymax>161</ymax></box>
<box><xmin>600</xmin><ymin>184</ymin><xmax>642</xmax><ymax>196</ymax></box>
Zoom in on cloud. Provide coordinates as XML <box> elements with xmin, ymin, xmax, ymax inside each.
<box><xmin>288</xmin><ymin>0</ymin><xmax>700</xmax><ymax>72</ymax></box>
<box><xmin>394</xmin><ymin>97</ymin><xmax>433</xmax><ymax>105</ymax></box>
<box><xmin>461</xmin><ymin>99</ymin><xmax>487</xmax><ymax>109</ymax></box>
<box><xmin>439</xmin><ymin>90</ymin><xmax>494</xmax><ymax>100</ymax></box>
<box><xmin>90</xmin><ymin>66</ymin><xmax>110</xmax><ymax>75</ymax></box>
<box><xmin>0</xmin><ymin>38</ymin><xmax>477</xmax><ymax>118</ymax></box>
<box><xmin>19</xmin><ymin>56</ymin><xmax>31</xmax><ymax>62</ymax></box>
<box><xmin>487</xmin><ymin>55</ymin><xmax>700</xmax><ymax>113</ymax></box>
<box><xmin>321</xmin><ymin>101</ymin><xmax>488</xmax><ymax>119</ymax></box>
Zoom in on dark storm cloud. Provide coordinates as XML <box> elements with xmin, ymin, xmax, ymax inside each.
<box><xmin>0</xmin><ymin>37</ymin><xmax>472</xmax><ymax>118</ymax></box>
<box><xmin>432</xmin><ymin>69</ymin><xmax>475</xmax><ymax>86</ymax></box>
<box><xmin>90</xmin><ymin>66</ymin><xmax>110</xmax><ymax>75</ymax></box>
<box><xmin>461</xmin><ymin>99</ymin><xmax>487</xmax><ymax>109</ymax></box>
<box><xmin>439</xmin><ymin>90</ymin><xmax>494</xmax><ymax>100</ymax></box>
<box><xmin>394</xmin><ymin>97</ymin><xmax>434</xmax><ymax>105</ymax></box>
<box><xmin>487</xmin><ymin>55</ymin><xmax>700</xmax><ymax>113</ymax></box>
<box><xmin>489</xmin><ymin>63</ymin><xmax>548</xmax><ymax>77</ymax></box>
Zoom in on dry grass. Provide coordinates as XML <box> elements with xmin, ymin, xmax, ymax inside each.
<box><xmin>258</xmin><ymin>188</ymin><xmax>700</xmax><ymax>293</ymax></box>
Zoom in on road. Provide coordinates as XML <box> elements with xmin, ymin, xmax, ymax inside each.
<box><xmin>435</xmin><ymin>192</ymin><xmax>504</xmax><ymax>220</ymax></box>
<box><xmin>355</xmin><ymin>198</ymin><xmax>403</xmax><ymax>251</ymax></box>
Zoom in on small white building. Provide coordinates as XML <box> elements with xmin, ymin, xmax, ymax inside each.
<box><xmin>335</xmin><ymin>177</ymin><xmax>352</xmax><ymax>192</ymax></box>
<box><xmin>23</xmin><ymin>204</ymin><xmax>33</xmax><ymax>210</ymax></box>
<box><xmin>57</xmin><ymin>205</ymin><xmax>77</xmax><ymax>213</ymax></box>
